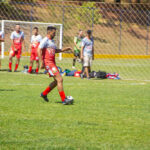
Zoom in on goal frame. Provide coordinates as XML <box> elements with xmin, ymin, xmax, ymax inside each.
<box><xmin>1</xmin><ymin>20</ymin><xmax>63</xmax><ymax>60</ymax></box>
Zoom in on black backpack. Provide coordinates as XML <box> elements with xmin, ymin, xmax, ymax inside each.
<box><xmin>96</xmin><ymin>71</ymin><xmax>107</xmax><ymax>79</ymax></box>
<box><xmin>89</xmin><ymin>71</ymin><xmax>97</xmax><ymax>78</ymax></box>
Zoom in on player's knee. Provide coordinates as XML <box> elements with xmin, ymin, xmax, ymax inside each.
<box><xmin>9</xmin><ymin>57</ymin><xmax>12</xmax><ymax>61</ymax></box>
<box><xmin>57</xmin><ymin>76</ymin><xmax>63</xmax><ymax>83</ymax></box>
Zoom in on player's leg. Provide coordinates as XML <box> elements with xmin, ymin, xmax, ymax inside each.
<box><xmin>28</xmin><ymin>59</ymin><xmax>33</xmax><ymax>73</ymax></box>
<box><xmin>14</xmin><ymin>57</ymin><xmax>20</xmax><ymax>72</ymax></box>
<box><xmin>82</xmin><ymin>55</ymin><xmax>90</xmax><ymax>79</ymax></box>
<box><xmin>54</xmin><ymin>73</ymin><xmax>73</xmax><ymax>104</ymax></box>
<box><xmin>35</xmin><ymin>60</ymin><xmax>39</xmax><ymax>74</ymax></box>
<box><xmin>72</xmin><ymin>56</ymin><xmax>77</xmax><ymax>69</ymax></box>
<box><xmin>8</xmin><ymin>54</ymin><xmax>13</xmax><ymax>72</ymax></box>
<box><xmin>14</xmin><ymin>50</ymin><xmax>21</xmax><ymax>72</ymax></box>
<box><xmin>84</xmin><ymin>66</ymin><xmax>90</xmax><ymax>79</ymax></box>
<box><xmin>41</xmin><ymin>79</ymin><xmax>57</xmax><ymax>102</ymax></box>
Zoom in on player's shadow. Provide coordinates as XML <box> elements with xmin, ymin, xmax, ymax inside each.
<box><xmin>55</xmin><ymin>101</ymin><xmax>74</xmax><ymax>105</ymax></box>
<box><xmin>0</xmin><ymin>89</ymin><xmax>16</xmax><ymax>91</ymax></box>
<box><xmin>0</xmin><ymin>69</ymin><xmax>9</xmax><ymax>72</ymax></box>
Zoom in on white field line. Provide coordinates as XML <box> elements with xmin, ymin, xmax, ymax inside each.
<box><xmin>0</xmin><ymin>72</ymin><xmax>150</xmax><ymax>85</ymax></box>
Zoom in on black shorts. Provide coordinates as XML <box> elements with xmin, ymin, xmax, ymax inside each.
<box><xmin>74</xmin><ymin>51</ymin><xmax>80</xmax><ymax>57</ymax></box>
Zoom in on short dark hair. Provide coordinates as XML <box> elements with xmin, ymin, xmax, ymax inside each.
<box><xmin>87</xmin><ymin>30</ymin><xmax>92</xmax><ymax>35</ymax></box>
<box><xmin>33</xmin><ymin>27</ymin><xmax>38</xmax><ymax>30</ymax></box>
<box><xmin>47</xmin><ymin>26</ymin><xmax>56</xmax><ymax>32</ymax></box>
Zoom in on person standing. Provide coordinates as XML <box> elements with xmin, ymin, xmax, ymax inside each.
<box><xmin>72</xmin><ymin>30</ymin><xmax>83</xmax><ymax>69</ymax></box>
<box><xmin>38</xmin><ymin>26</ymin><xmax>74</xmax><ymax>105</ymax></box>
<box><xmin>81</xmin><ymin>30</ymin><xmax>94</xmax><ymax>79</ymax></box>
<box><xmin>28</xmin><ymin>27</ymin><xmax>42</xmax><ymax>74</ymax></box>
<box><xmin>9</xmin><ymin>24</ymin><xmax>25</xmax><ymax>72</ymax></box>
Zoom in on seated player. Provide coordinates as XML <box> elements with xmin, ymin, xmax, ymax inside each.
<box><xmin>9</xmin><ymin>24</ymin><xmax>25</xmax><ymax>72</ymax></box>
<box><xmin>0</xmin><ymin>31</ymin><xmax>4</xmax><ymax>68</ymax></box>
<box><xmin>28</xmin><ymin>27</ymin><xmax>42</xmax><ymax>74</ymax></box>
<box><xmin>38</xmin><ymin>26</ymin><xmax>73</xmax><ymax>105</ymax></box>
<box><xmin>72</xmin><ymin>30</ymin><xmax>83</xmax><ymax>69</ymax></box>
<box><xmin>80</xmin><ymin>30</ymin><xmax>94</xmax><ymax>79</ymax></box>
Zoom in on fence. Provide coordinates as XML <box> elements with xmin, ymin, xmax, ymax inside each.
<box><xmin>0</xmin><ymin>1</ymin><xmax>150</xmax><ymax>80</ymax></box>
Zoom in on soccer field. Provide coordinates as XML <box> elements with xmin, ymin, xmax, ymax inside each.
<box><xmin>0</xmin><ymin>57</ymin><xmax>150</xmax><ymax>149</ymax></box>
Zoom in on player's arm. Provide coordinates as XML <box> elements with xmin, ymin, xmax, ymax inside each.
<box><xmin>28</xmin><ymin>43</ymin><xmax>32</xmax><ymax>53</ymax></box>
<box><xmin>80</xmin><ymin>39</ymin><xmax>85</xmax><ymax>60</ymax></box>
<box><xmin>38</xmin><ymin>47</ymin><xmax>42</xmax><ymax>60</ymax></box>
<box><xmin>10</xmin><ymin>39</ymin><xmax>16</xmax><ymax>52</ymax></box>
<box><xmin>38</xmin><ymin>47</ymin><xmax>44</xmax><ymax>69</ymax></box>
<box><xmin>10</xmin><ymin>33</ymin><xmax>16</xmax><ymax>51</ymax></box>
<box><xmin>55</xmin><ymin>47</ymin><xmax>72</xmax><ymax>53</ymax></box>
<box><xmin>80</xmin><ymin>46</ymin><xmax>84</xmax><ymax>60</ymax></box>
<box><xmin>74</xmin><ymin>37</ymin><xmax>80</xmax><ymax>50</ymax></box>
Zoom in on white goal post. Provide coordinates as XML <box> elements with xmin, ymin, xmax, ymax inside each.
<box><xmin>1</xmin><ymin>20</ymin><xmax>63</xmax><ymax>60</ymax></box>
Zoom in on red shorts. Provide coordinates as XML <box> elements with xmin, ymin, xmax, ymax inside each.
<box><xmin>10</xmin><ymin>50</ymin><xmax>21</xmax><ymax>59</ymax></box>
<box><xmin>45</xmin><ymin>63</ymin><xmax>59</xmax><ymax>77</ymax></box>
<box><xmin>10</xmin><ymin>46</ymin><xmax>22</xmax><ymax>59</ymax></box>
<box><xmin>30</xmin><ymin>52</ymin><xmax>39</xmax><ymax>61</ymax></box>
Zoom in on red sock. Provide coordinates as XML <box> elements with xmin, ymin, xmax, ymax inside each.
<box><xmin>59</xmin><ymin>91</ymin><xmax>66</xmax><ymax>102</ymax></box>
<box><xmin>43</xmin><ymin>86</ymin><xmax>51</xmax><ymax>96</ymax></box>
<box><xmin>14</xmin><ymin>64</ymin><xmax>19</xmax><ymax>71</ymax></box>
<box><xmin>36</xmin><ymin>68</ymin><xmax>39</xmax><ymax>73</ymax></box>
<box><xmin>9</xmin><ymin>62</ymin><xmax>12</xmax><ymax>70</ymax></box>
<box><xmin>28</xmin><ymin>66</ymin><xmax>32</xmax><ymax>73</ymax></box>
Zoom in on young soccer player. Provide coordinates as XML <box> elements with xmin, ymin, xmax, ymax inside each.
<box><xmin>9</xmin><ymin>24</ymin><xmax>25</xmax><ymax>72</ymax></box>
<box><xmin>72</xmin><ymin>30</ymin><xmax>83</xmax><ymax>69</ymax></box>
<box><xmin>38</xmin><ymin>26</ymin><xmax>73</xmax><ymax>105</ymax></box>
<box><xmin>28</xmin><ymin>27</ymin><xmax>42</xmax><ymax>74</ymax></box>
<box><xmin>80</xmin><ymin>30</ymin><xmax>94</xmax><ymax>79</ymax></box>
<box><xmin>0</xmin><ymin>31</ymin><xmax>4</xmax><ymax>68</ymax></box>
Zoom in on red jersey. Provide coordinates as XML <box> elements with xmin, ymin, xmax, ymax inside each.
<box><xmin>39</xmin><ymin>37</ymin><xmax>57</xmax><ymax>65</ymax></box>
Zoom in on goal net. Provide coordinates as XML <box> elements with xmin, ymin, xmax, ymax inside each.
<box><xmin>1</xmin><ymin>20</ymin><xmax>63</xmax><ymax>60</ymax></box>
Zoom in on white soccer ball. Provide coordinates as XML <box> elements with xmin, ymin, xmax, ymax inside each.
<box><xmin>67</xmin><ymin>96</ymin><xmax>74</xmax><ymax>101</ymax></box>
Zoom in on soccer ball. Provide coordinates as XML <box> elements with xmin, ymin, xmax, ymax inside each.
<box><xmin>66</xmin><ymin>96</ymin><xmax>74</xmax><ymax>101</ymax></box>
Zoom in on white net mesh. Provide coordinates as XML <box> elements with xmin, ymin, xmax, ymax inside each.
<box><xmin>2</xmin><ymin>20</ymin><xmax>62</xmax><ymax>57</ymax></box>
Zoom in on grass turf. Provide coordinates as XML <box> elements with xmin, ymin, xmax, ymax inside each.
<box><xmin>0</xmin><ymin>57</ymin><xmax>150</xmax><ymax>149</ymax></box>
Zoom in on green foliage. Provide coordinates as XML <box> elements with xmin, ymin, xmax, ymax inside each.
<box><xmin>74</xmin><ymin>2</ymin><xmax>102</xmax><ymax>27</ymax></box>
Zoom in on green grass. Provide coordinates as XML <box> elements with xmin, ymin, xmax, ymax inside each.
<box><xmin>0</xmin><ymin>57</ymin><xmax>150</xmax><ymax>149</ymax></box>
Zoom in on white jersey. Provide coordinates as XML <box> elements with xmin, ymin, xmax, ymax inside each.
<box><xmin>39</xmin><ymin>37</ymin><xmax>57</xmax><ymax>64</ymax></box>
<box><xmin>10</xmin><ymin>31</ymin><xmax>24</xmax><ymax>44</ymax></box>
<box><xmin>82</xmin><ymin>37</ymin><xmax>94</xmax><ymax>57</ymax></box>
<box><xmin>31</xmin><ymin>34</ymin><xmax>42</xmax><ymax>43</ymax></box>
<box><xmin>0</xmin><ymin>31</ymin><xmax>4</xmax><ymax>39</ymax></box>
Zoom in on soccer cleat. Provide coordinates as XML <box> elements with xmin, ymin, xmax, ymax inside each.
<box><xmin>72</xmin><ymin>66</ymin><xmax>76</xmax><ymax>69</ymax></box>
<box><xmin>8</xmin><ymin>69</ymin><xmax>12</xmax><ymax>72</ymax></box>
<box><xmin>62</xmin><ymin>97</ymin><xmax>74</xmax><ymax>105</ymax></box>
<box><xmin>14</xmin><ymin>70</ymin><xmax>17</xmax><ymax>72</ymax></box>
<box><xmin>87</xmin><ymin>77</ymin><xmax>90</xmax><ymax>80</ymax></box>
<box><xmin>40</xmin><ymin>93</ymin><xmax>49</xmax><ymax>102</ymax></box>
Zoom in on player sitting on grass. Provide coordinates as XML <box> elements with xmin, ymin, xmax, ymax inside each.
<box><xmin>38</xmin><ymin>26</ymin><xmax>74</xmax><ymax>105</ymax></box>
<box><xmin>9</xmin><ymin>24</ymin><xmax>25</xmax><ymax>72</ymax></box>
<box><xmin>28</xmin><ymin>27</ymin><xmax>42</xmax><ymax>74</ymax></box>
<box><xmin>0</xmin><ymin>31</ymin><xmax>4</xmax><ymax>68</ymax></box>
